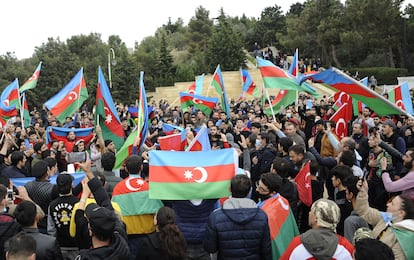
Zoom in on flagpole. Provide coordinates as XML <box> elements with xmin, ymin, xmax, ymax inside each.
<box><xmin>77</xmin><ymin>68</ymin><xmax>83</xmax><ymax>116</ymax></box>
<box><xmin>332</xmin><ymin>67</ymin><xmax>413</xmax><ymax>118</ymax></box>
<box><xmin>265</xmin><ymin>88</ymin><xmax>277</xmax><ymax>123</ymax></box>
<box><xmin>19</xmin><ymin>93</ymin><xmax>25</xmax><ymax>129</ymax></box>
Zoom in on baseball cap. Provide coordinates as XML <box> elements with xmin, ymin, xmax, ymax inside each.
<box><xmin>85</xmin><ymin>204</ymin><xmax>117</xmax><ymax>237</ymax></box>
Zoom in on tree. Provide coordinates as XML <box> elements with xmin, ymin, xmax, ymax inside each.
<box><xmin>157</xmin><ymin>33</ymin><xmax>176</xmax><ymax>87</ymax></box>
<box><xmin>254</xmin><ymin>5</ymin><xmax>286</xmax><ymax>48</ymax></box>
<box><xmin>206</xmin><ymin>9</ymin><xmax>245</xmax><ymax>71</ymax></box>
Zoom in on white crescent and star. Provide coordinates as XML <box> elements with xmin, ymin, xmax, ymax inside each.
<box><xmin>336</xmin><ymin>118</ymin><xmax>347</xmax><ymax>138</ymax></box>
<box><xmin>305</xmin><ymin>172</ymin><xmax>311</xmax><ymax>189</ymax></box>
<box><xmin>192</xmin><ymin>97</ymin><xmax>203</xmax><ymax>104</ymax></box>
<box><xmin>68</xmin><ymin>91</ymin><xmax>78</xmax><ymax>101</ymax></box>
<box><xmin>396</xmin><ymin>100</ymin><xmax>405</xmax><ymax>110</ymax></box>
<box><xmin>104</xmin><ymin>107</ymin><xmax>113</xmax><ymax>123</ymax></box>
<box><xmin>125</xmin><ymin>177</ymin><xmax>145</xmax><ymax>191</ymax></box>
<box><xmin>183</xmin><ymin>167</ymin><xmax>208</xmax><ymax>183</ymax></box>
<box><xmin>3</xmin><ymin>99</ymin><xmax>9</xmax><ymax>106</ymax></box>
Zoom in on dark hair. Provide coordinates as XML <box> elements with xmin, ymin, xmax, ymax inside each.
<box><xmin>288</xmin><ymin>144</ymin><xmax>305</xmax><ymax>156</ymax></box>
<box><xmin>125</xmin><ymin>155</ymin><xmax>142</xmax><ymax>175</ymax></box>
<box><xmin>339</xmin><ymin>150</ymin><xmax>356</xmax><ymax>167</ymax></box>
<box><xmin>45</xmin><ymin>157</ymin><xmax>57</xmax><ymax>169</ymax></box>
<box><xmin>272</xmin><ymin>157</ymin><xmax>290</xmax><ymax>178</ymax></box>
<box><xmin>101</xmin><ymin>152</ymin><xmax>116</xmax><ymax>171</ymax></box>
<box><xmin>247</xmin><ymin>133</ymin><xmax>257</xmax><ymax>149</ymax></box>
<box><xmin>230</xmin><ymin>175</ymin><xmax>251</xmax><ymax>198</ymax></box>
<box><xmin>0</xmin><ymin>184</ymin><xmax>6</xmax><ymax>200</ymax></box>
<box><xmin>250</xmin><ymin>122</ymin><xmax>261</xmax><ymax>129</ymax></box>
<box><xmin>278</xmin><ymin>137</ymin><xmax>293</xmax><ymax>153</ymax></box>
<box><xmin>157</xmin><ymin>207</ymin><xmax>187</xmax><ymax>260</ymax></box>
<box><xmin>0</xmin><ymin>175</ymin><xmax>10</xmax><ymax>188</ymax></box>
<box><xmin>33</xmin><ymin>142</ymin><xmax>44</xmax><ymax>153</ymax></box>
<box><xmin>14</xmin><ymin>201</ymin><xmax>37</xmax><ymax>227</ymax></box>
<box><xmin>10</xmin><ymin>151</ymin><xmax>25</xmax><ymax>166</ymax></box>
<box><xmin>354</xmin><ymin>238</ymin><xmax>394</xmax><ymax>260</ymax></box>
<box><xmin>342</xmin><ymin>175</ymin><xmax>359</xmax><ymax>198</ymax></box>
<box><xmin>331</xmin><ymin>165</ymin><xmax>353</xmax><ymax>183</ymax></box>
<box><xmin>259</xmin><ymin>132</ymin><xmax>269</xmax><ymax>144</ymax></box>
<box><xmin>342</xmin><ymin>138</ymin><xmax>356</xmax><ymax>151</ymax></box>
<box><xmin>260</xmin><ymin>172</ymin><xmax>282</xmax><ymax>193</ymax></box>
<box><xmin>6</xmin><ymin>233</ymin><xmax>37</xmax><ymax>259</ymax></box>
<box><xmin>400</xmin><ymin>195</ymin><xmax>414</xmax><ymax>219</ymax></box>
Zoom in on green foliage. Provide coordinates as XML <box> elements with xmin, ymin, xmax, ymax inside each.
<box><xmin>346</xmin><ymin>67</ymin><xmax>408</xmax><ymax>85</ymax></box>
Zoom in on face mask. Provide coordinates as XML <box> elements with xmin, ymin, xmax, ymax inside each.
<box><xmin>255</xmin><ymin>139</ymin><xmax>262</xmax><ymax>147</ymax></box>
<box><xmin>286</xmin><ymin>113</ymin><xmax>291</xmax><ymax>118</ymax></box>
<box><xmin>383</xmin><ymin>212</ymin><xmax>396</xmax><ymax>224</ymax></box>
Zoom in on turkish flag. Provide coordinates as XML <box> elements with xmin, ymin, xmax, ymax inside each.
<box><xmin>294</xmin><ymin>161</ymin><xmax>312</xmax><ymax>207</ymax></box>
<box><xmin>329</xmin><ymin>102</ymin><xmax>352</xmax><ymax>139</ymax></box>
<box><xmin>158</xmin><ymin>133</ymin><xmax>182</xmax><ymax>151</ymax></box>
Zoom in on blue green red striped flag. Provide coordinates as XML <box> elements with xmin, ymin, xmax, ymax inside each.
<box><xmin>149</xmin><ymin>149</ymin><xmax>238</xmax><ymax>200</ymax></box>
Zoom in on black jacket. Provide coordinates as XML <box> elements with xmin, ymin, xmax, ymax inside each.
<box><xmin>76</xmin><ymin>232</ymin><xmax>129</xmax><ymax>260</ymax></box>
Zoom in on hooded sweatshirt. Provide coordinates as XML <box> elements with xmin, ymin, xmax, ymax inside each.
<box><xmin>76</xmin><ymin>232</ymin><xmax>130</xmax><ymax>260</ymax></box>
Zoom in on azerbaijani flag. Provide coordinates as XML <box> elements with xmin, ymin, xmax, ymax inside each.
<box><xmin>20</xmin><ymin>62</ymin><xmax>42</xmax><ymax>93</ymax></box>
<box><xmin>149</xmin><ymin>149</ymin><xmax>238</xmax><ymax>200</ymax></box>
<box><xmin>187</xmin><ymin>74</ymin><xmax>204</xmax><ymax>95</ymax></box>
<box><xmin>114</xmin><ymin>71</ymin><xmax>148</xmax><ymax>169</ymax></box>
<box><xmin>264</xmin><ymin>89</ymin><xmax>296</xmax><ymax>116</ymax></box>
<box><xmin>96</xmin><ymin>67</ymin><xmax>125</xmax><ymax>150</ymax></box>
<box><xmin>300</xmin><ymin>67</ymin><xmax>406</xmax><ymax>116</ymax></box>
<box><xmin>45</xmin><ymin>68</ymin><xmax>88</xmax><ymax>123</ymax></box>
<box><xmin>21</xmin><ymin>93</ymin><xmax>31</xmax><ymax>127</ymax></box>
<box><xmin>241</xmin><ymin>69</ymin><xmax>259</xmax><ymax>97</ymax></box>
<box><xmin>46</xmin><ymin>126</ymin><xmax>94</xmax><ymax>147</ymax></box>
<box><xmin>161</xmin><ymin>122</ymin><xmax>183</xmax><ymax>135</ymax></box>
<box><xmin>288</xmin><ymin>49</ymin><xmax>299</xmax><ymax>77</ymax></box>
<box><xmin>257</xmin><ymin>57</ymin><xmax>308</xmax><ymax>93</ymax></box>
<box><xmin>0</xmin><ymin>79</ymin><xmax>19</xmax><ymax>126</ymax></box>
<box><xmin>211</xmin><ymin>65</ymin><xmax>231</xmax><ymax>117</ymax></box>
<box><xmin>388</xmin><ymin>82</ymin><xmax>413</xmax><ymax>115</ymax></box>
<box><xmin>179</xmin><ymin>92</ymin><xmax>218</xmax><ymax>116</ymax></box>
<box><xmin>260</xmin><ymin>194</ymin><xmax>299</xmax><ymax>259</ymax></box>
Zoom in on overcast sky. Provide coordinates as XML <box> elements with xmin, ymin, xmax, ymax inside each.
<box><xmin>1</xmin><ymin>0</ymin><xmax>413</xmax><ymax>59</ymax></box>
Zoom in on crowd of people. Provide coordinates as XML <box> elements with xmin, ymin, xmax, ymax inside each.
<box><xmin>0</xmin><ymin>91</ymin><xmax>413</xmax><ymax>260</ymax></box>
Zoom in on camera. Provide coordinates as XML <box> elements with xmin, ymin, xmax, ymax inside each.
<box><xmin>67</xmin><ymin>152</ymin><xmax>86</xmax><ymax>163</ymax></box>
<box><xmin>7</xmin><ymin>189</ymin><xmax>14</xmax><ymax>201</ymax></box>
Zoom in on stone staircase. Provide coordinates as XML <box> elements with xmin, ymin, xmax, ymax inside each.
<box><xmin>147</xmin><ymin>68</ymin><xmax>336</xmax><ymax>105</ymax></box>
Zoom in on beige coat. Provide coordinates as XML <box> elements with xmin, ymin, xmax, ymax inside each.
<box><xmin>355</xmin><ymin>191</ymin><xmax>414</xmax><ymax>260</ymax></box>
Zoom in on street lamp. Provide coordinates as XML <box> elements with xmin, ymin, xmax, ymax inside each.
<box><xmin>402</xmin><ymin>14</ymin><xmax>410</xmax><ymax>69</ymax></box>
<box><xmin>108</xmin><ymin>48</ymin><xmax>116</xmax><ymax>88</ymax></box>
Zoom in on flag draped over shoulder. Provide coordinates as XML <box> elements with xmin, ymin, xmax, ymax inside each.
<box><xmin>300</xmin><ymin>67</ymin><xmax>406</xmax><ymax>116</ymax></box>
<box><xmin>260</xmin><ymin>194</ymin><xmax>299</xmax><ymax>259</ymax></box>
<box><xmin>264</xmin><ymin>89</ymin><xmax>296</xmax><ymax>116</ymax></box>
<box><xmin>96</xmin><ymin>67</ymin><xmax>125</xmax><ymax>150</ymax></box>
<box><xmin>45</xmin><ymin>68</ymin><xmax>88</xmax><ymax>123</ymax></box>
<box><xmin>211</xmin><ymin>65</ymin><xmax>230</xmax><ymax>117</ymax></box>
<box><xmin>257</xmin><ymin>57</ymin><xmax>308</xmax><ymax>92</ymax></box>
<box><xmin>388</xmin><ymin>82</ymin><xmax>413</xmax><ymax>115</ymax></box>
<box><xmin>179</xmin><ymin>92</ymin><xmax>217</xmax><ymax>116</ymax></box>
<box><xmin>149</xmin><ymin>149</ymin><xmax>238</xmax><ymax>200</ymax></box>
<box><xmin>114</xmin><ymin>71</ymin><xmax>148</xmax><ymax>170</ymax></box>
<box><xmin>294</xmin><ymin>161</ymin><xmax>312</xmax><ymax>207</ymax></box>
<box><xmin>20</xmin><ymin>62</ymin><xmax>42</xmax><ymax>93</ymax></box>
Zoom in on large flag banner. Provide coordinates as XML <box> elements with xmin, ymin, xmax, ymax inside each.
<box><xmin>294</xmin><ymin>161</ymin><xmax>312</xmax><ymax>207</ymax></box>
<box><xmin>20</xmin><ymin>62</ymin><xmax>42</xmax><ymax>93</ymax></box>
<box><xmin>260</xmin><ymin>194</ymin><xmax>299</xmax><ymax>259</ymax></box>
<box><xmin>45</xmin><ymin>68</ymin><xmax>88</xmax><ymax>123</ymax></box>
<box><xmin>300</xmin><ymin>67</ymin><xmax>406</xmax><ymax>116</ymax></box>
<box><xmin>12</xmin><ymin>172</ymin><xmax>85</xmax><ymax>187</ymax></box>
<box><xmin>388</xmin><ymin>82</ymin><xmax>413</xmax><ymax>115</ymax></box>
<box><xmin>114</xmin><ymin>71</ymin><xmax>148</xmax><ymax>170</ymax></box>
<box><xmin>179</xmin><ymin>92</ymin><xmax>218</xmax><ymax>117</ymax></box>
<box><xmin>264</xmin><ymin>89</ymin><xmax>296</xmax><ymax>116</ymax></box>
<box><xmin>241</xmin><ymin>69</ymin><xmax>259</xmax><ymax>97</ymax></box>
<box><xmin>46</xmin><ymin>126</ymin><xmax>94</xmax><ymax>147</ymax></box>
<box><xmin>211</xmin><ymin>65</ymin><xmax>231</xmax><ymax>117</ymax></box>
<box><xmin>96</xmin><ymin>67</ymin><xmax>125</xmax><ymax>150</ymax></box>
<box><xmin>329</xmin><ymin>102</ymin><xmax>352</xmax><ymax>139</ymax></box>
<box><xmin>187</xmin><ymin>74</ymin><xmax>204</xmax><ymax>95</ymax></box>
<box><xmin>149</xmin><ymin>149</ymin><xmax>238</xmax><ymax>200</ymax></box>
<box><xmin>257</xmin><ymin>57</ymin><xmax>308</xmax><ymax>93</ymax></box>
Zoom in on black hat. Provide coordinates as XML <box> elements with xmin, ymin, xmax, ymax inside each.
<box><xmin>104</xmin><ymin>139</ymin><xmax>113</xmax><ymax>147</ymax></box>
<box><xmin>85</xmin><ymin>204</ymin><xmax>117</xmax><ymax>237</ymax></box>
<box><xmin>315</xmin><ymin>119</ymin><xmax>325</xmax><ymax>125</ymax></box>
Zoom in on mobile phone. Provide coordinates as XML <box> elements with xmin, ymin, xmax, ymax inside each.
<box><xmin>67</xmin><ymin>152</ymin><xmax>86</xmax><ymax>163</ymax></box>
<box><xmin>7</xmin><ymin>189</ymin><xmax>14</xmax><ymax>201</ymax></box>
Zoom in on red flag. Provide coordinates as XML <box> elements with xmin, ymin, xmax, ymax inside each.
<box><xmin>329</xmin><ymin>102</ymin><xmax>352</xmax><ymax>139</ymax></box>
<box><xmin>294</xmin><ymin>161</ymin><xmax>312</xmax><ymax>207</ymax></box>
<box><xmin>158</xmin><ymin>133</ymin><xmax>182</xmax><ymax>151</ymax></box>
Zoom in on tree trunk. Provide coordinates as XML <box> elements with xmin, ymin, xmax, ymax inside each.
<box><xmin>322</xmin><ymin>45</ymin><xmax>330</xmax><ymax>66</ymax></box>
<box><xmin>331</xmin><ymin>44</ymin><xmax>342</xmax><ymax>68</ymax></box>
<box><xmin>387</xmin><ymin>45</ymin><xmax>395</xmax><ymax>68</ymax></box>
